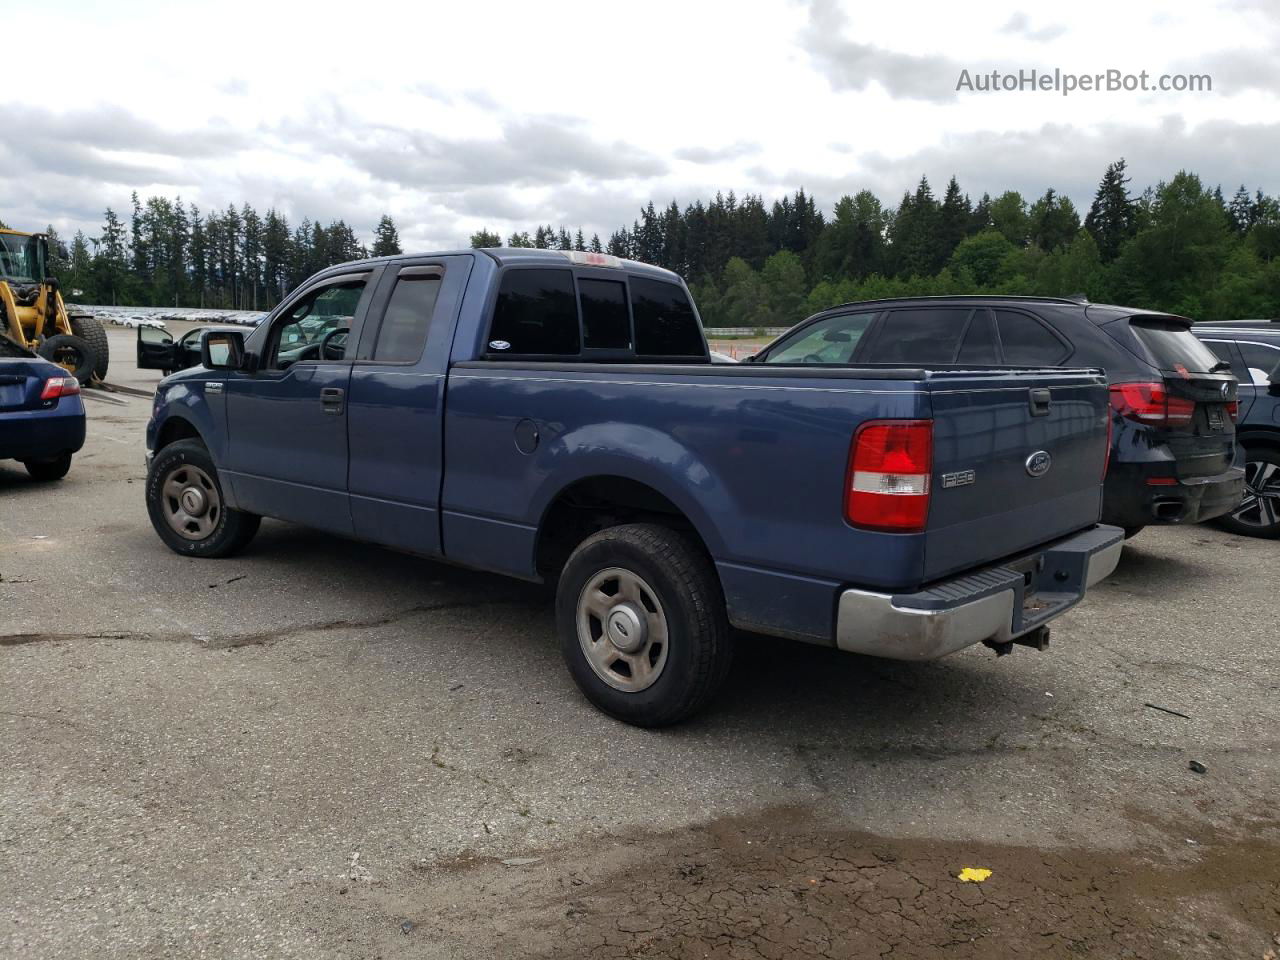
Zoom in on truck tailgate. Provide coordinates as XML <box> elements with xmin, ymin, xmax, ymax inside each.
<box><xmin>923</xmin><ymin>368</ymin><xmax>1109</xmax><ymax>582</ymax></box>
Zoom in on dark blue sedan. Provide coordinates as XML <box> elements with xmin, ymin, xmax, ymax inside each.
<box><xmin>0</xmin><ymin>347</ymin><xmax>86</xmax><ymax>481</ymax></box>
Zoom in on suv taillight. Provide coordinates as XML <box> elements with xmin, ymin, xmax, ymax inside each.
<box><xmin>845</xmin><ymin>420</ymin><xmax>933</xmax><ymax>532</ymax></box>
<box><xmin>1109</xmin><ymin>382</ymin><xmax>1194</xmax><ymax>428</ymax></box>
<box><xmin>40</xmin><ymin>376</ymin><xmax>81</xmax><ymax>401</ymax></box>
<box><xmin>1226</xmin><ymin>400</ymin><xmax>1239</xmax><ymax>422</ymax></box>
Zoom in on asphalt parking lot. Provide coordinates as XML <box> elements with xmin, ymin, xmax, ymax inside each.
<box><xmin>2</xmin><ymin>326</ymin><xmax>1278</xmax><ymax>959</ymax></box>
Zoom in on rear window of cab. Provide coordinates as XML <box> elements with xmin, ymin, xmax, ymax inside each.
<box><xmin>487</xmin><ymin>268</ymin><xmax>707</xmax><ymax>360</ymax></box>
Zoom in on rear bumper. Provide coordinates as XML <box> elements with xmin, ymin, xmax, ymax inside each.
<box><xmin>1102</xmin><ymin>463</ymin><xmax>1245</xmax><ymax>527</ymax></box>
<box><xmin>834</xmin><ymin>524</ymin><xmax>1124</xmax><ymax>661</ymax></box>
<box><xmin>0</xmin><ymin>406</ymin><xmax>86</xmax><ymax>462</ymax></box>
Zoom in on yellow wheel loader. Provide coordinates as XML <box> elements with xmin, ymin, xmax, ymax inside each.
<box><xmin>0</xmin><ymin>228</ymin><xmax>108</xmax><ymax>384</ymax></box>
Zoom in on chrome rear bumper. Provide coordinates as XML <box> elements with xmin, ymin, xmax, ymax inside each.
<box><xmin>835</xmin><ymin>525</ymin><xmax>1124</xmax><ymax>661</ymax></box>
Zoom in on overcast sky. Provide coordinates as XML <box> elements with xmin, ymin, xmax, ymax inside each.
<box><xmin>3</xmin><ymin>0</ymin><xmax>1277</xmax><ymax>250</ymax></box>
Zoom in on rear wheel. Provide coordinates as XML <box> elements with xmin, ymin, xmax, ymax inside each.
<box><xmin>556</xmin><ymin>523</ymin><xmax>732</xmax><ymax>727</ymax></box>
<box><xmin>145</xmin><ymin>439</ymin><xmax>260</xmax><ymax>557</ymax></box>
<box><xmin>1215</xmin><ymin>447</ymin><xmax>1280</xmax><ymax>539</ymax></box>
<box><xmin>22</xmin><ymin>453</ymin><xmax>72</xmax><ymax>481</ymax></box>
<box><xmin>37</xmin><ymin>334</ymin><xmax>96</xmax><ymax>385</ymax></box>
<box><xmin>69</xmin><ymin>315</ymin><xmax>110</xmax><ymax>381</ymax></box>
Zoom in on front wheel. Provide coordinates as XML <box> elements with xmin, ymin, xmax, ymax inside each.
<box><xmin>1215</xmin><ymin>447</ymin><xmax>1280</xmax><ymax>539</ymax></box>
<box><xmin>23</xmin><ymin>453</ymin><xmax>72</xmax><ymax>481</ymax></box>
<box><xmin>556</xmin><ymin>523</ymin><xmax>732</xmax><ymax>727</ymax></box>
<box><xmin>145</xmin><ymin>440</ymin><xmax>261</xmax><ymax>557</ymax></box>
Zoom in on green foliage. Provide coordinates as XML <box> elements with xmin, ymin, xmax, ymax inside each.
<box><xmin>371</xmin><ymin>214</ymin><xmax>402</xmax><ymax>257</ymax></box>
<box><xmin>45</xmin><ymin>165</ymin><xmax>1280</xmax><ymax>323</ymax></box>
<box><xmin>949</xmin><ymin>229</ymin><xmax>1016</xmax><ymax>287</ymax></box>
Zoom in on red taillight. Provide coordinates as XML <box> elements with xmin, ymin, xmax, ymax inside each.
<box><xmin>40</xmin><ymin>377</ymin><xmax>81</xmax><ymax>401</ymax></box>
<box><xmin>1108</xmin><ymin>382</ymin><xmax>1194</xmax><ymax>428</ymax></box>
<box><xmin>1226</xmin><ymin>400</ymin><xmax>1239</xmax><ymax>422</ymax></box>
<box><xmin>845</xmin><ymin>420</ymin><xmax>933</xmax><ymax>532</ymax></box>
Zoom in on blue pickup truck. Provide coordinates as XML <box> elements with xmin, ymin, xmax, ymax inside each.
<box><xmin>144</xmin><ymin>248</ymin><xmax>1123</xmax><ymax>725</ymax></box>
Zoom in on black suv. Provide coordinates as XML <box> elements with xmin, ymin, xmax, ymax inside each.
<box><xmin>1195</xmin><ymin>321</ymin><xmax>1280</xmax><ymax>538</ymax></box>
<box><xmin>748</xmin><ymin>296</ymin><xmax>1245</xmax><ymax>536</ymax></box>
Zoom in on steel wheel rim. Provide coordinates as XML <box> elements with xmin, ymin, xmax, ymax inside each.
<box><xmin>576</xmin><ymin>567</ymin><xmax>670</xmax><ymax>693</ymax></box>
<box><xmin>1230</xmin><ymin>459</ymin><xmax>1280</xmax><ymax>529</ymax></box>
<box><xmin>161</xmin><ymin>464</ymin><xmax>222</xmax><ymax>540</ymax></box>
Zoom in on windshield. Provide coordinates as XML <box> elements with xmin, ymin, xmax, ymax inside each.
<box><xmin>0</xmin><ymin>233</ymin><xmax>45</xmax><ymax>283</ymax></box>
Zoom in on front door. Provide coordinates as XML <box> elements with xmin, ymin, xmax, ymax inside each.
<box><xmin>222</xmin><ymin>270</ymin><xmax>378</xmax><ymax>535</ymax></box>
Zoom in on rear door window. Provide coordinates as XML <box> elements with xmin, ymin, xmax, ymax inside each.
<box><xmin>373</xmin><ymin>268</ymin><xmax>442</xmax><ymax>362</ymax></box>
<box><xmin>1236</xmin><ymin>340</ymin><xmax>1280</xmax><ymax>384</ymax></box>
<box><xmin>489</xmin><ymin>269</ymin><xmax>579</xmax><ymax>356</ymax></box>
<box><xmin>956</xmin><ymin>311</ymin><xmax>999</xmax><ymax>364</ymax></box>
<box><xmin>630</xmin><ymin>278</ymin><xmax>705</xmax><ymax>357</ymax></box>
<box><xmin>762</xmin><ymin>312</ymin><xmax>875</xmax><ymax>364</ymax></box>
<box><xmin>994</xmin><ymin>309</ymin><xmax>1070</xmax><ymax>364</ymax></box>
<box><xmin>1127</xmin><ymin>317</ymin><xmax>1222</xmax><ymax>374</ymax></box>
<box><xmin>861</xmin><ymin>308</ymin><xmax>970</xmax><ymax>364</ymax></box>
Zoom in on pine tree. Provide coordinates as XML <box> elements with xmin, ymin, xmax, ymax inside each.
<box><xmin>1084</xmin><ymin>159</ymin><xmax>1137</xmax><ymax>263</ymax></box>
<box><xmin>1228</xmin><ymin>186</ymin><xmax>1254</xmax><ymax>234</ymax></box>
<box><xmin>574</xmin><ymin>229</ymin><xmax>586</xmax><ymax>252</ymax></box>
<box><xmin>371</xmin><ymin>214</ymin><xmax>402</xmax><ymax>257</ymax></box>
<box><xmin>469</xmin><ymin>228</ymin><xmax>502</xmax><ymax>248</ymax></box>
<box><xmin>1028</xmin><ymin>189</ymin><xmax>1080</xmax><ymax>252</ymax></box>
<box><xmin>937</xmin><ymin>176</ymin><xmax>971</xmax><ymax>267</ymax></box>
<box><xmin>588</xmin><ymin>233</ymin><xmax>604</xmax><ymax>254</ymax></box>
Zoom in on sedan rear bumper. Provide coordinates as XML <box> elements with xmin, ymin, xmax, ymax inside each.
<box><xmin>0</xmin><ymin>405</ymin><xmax>86</xmax><ymax>462</ymax></box>
<box><xmin>835</xmin><ymin>524</ymin><xmax>1123</xmax><ymax>661</ymax></box>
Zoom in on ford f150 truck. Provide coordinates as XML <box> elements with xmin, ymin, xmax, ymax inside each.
<box><xmin>143</xmin><ymin>248</ymin><xmax>1123</xmax><ymax>726</ymax></box>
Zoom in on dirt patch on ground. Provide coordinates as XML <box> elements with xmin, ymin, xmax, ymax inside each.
<box><xmin>338</xmin><ymin>806</ymin><xmax>1280</xmax><ymax>959</ymax></box>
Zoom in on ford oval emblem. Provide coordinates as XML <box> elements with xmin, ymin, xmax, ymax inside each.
<box><xmin>1025</xmin><ymin>450</ymin><xmax>1052</xmax><ymax>478</ymax></box>
<box><xmin>489</xmin><ymin>340</ymin><xmax>511</xmax><ymax>351</ymax></box>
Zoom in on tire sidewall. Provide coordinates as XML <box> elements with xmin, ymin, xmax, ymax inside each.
<box><xmin>556</xmin><ymin>530</ymin><xmax>713</xmax><ymax>723</ymax></box>
<box><xmin>37</xmin><ymin>334</ymin><xmax>96</xmax><ymax>385</ymax></box>
<box><xmin>146</xmin><ymin>442</ymin><xmax>239</xmax><ymax>556</ymax></box>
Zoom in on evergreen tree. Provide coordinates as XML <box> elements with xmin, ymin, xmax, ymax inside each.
<box><xmin>1028</xmin><ymin>189</ymin><xmax>1080</xmax><ymax>252</ymax></box>
<box><xmin>1084</xmin><ymin>159</ymin><xmax>1137</xmax><ymax>262</ymax></box>
<box><xmin>371</xmin><ymin>214</ymin><xmax>402</xmax><ymax>257</ymax></box>
<box><xmin>470</xmin><ymin>228</ymin><xmax>502</xmax><ymax>248</ymax></box>
<box><xmin>937</xmin><ymin>176</ymin><xmax>972</xmax><ymax>267</ymax></box>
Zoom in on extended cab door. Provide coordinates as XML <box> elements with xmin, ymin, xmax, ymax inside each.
<box><xmin>345</xmin><ymin>255</ymin><xmax>472</xmax><ymax>556</ymax></box>
<box><xmin>221</xmin><ymin>269</ymin><xmax>379</xmax><ymax>534</ymax></box>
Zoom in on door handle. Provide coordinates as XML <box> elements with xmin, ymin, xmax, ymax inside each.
<box><xmin>320</xmin><ymin>387</ymin><xmax>345</xmax><ymax>415</ymax></box>
<box><xmin>1028</xmin><ymin>388</ymin><xmax>1051</xmax><ymax>417</ymax></box>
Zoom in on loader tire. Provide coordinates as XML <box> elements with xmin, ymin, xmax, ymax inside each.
<box><xmin>69</xmin><ymin>315</ymin><xmax>109</xmax><ymax>381</ymax></box>
<box><xmin>37</xmin><ymin>334</ymin><xmax>96</xmax><ymax>385</ymax></box>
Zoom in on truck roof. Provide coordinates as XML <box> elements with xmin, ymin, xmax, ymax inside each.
<box><xmin>319</xmin><ymin>247</ymin><xmax>683</xmax><ymax>284</ymax></box>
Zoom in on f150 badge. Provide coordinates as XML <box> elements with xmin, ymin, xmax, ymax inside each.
<box><xmin>1025</xmin><ymin>450</ymin><xmax>1052</xmax><ymax>477</ymax></box>
<box><xmin>941</xmin><ymin>469</ymin><xmax>975</xmax><ymax>489</ymax></box>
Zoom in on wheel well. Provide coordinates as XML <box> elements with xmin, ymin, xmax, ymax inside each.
<box><xmin>535</xmin><ymin>476</ymin><xmax>711</xmax><ymax>581</ymax></box>
<box><xmin>1239</xmin><ymin>432</ymin><xmax>1280</xmax><ymax>455</ymax></box>
<box><xmin>156</xmin><ymin>417</ymin><xmax>203</xmax><ymax>451</ymax></box>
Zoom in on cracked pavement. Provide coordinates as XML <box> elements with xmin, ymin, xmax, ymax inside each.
<box><xmin>1</xmin><ymin>324</ymin><xmax>1278</xmax><ymax>958</ymax></box>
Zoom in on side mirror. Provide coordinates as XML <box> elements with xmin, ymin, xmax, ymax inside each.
<box><xmin>202</xmin><ymin>330</ymin><xmax>246</xmax><ymax>370</ymax></box>
<box><xmin>822</xmin><ymin>329</ymin><xmax>852</xmax><ymax>343</ymax></box>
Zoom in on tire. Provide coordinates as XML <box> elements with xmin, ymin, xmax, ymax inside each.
<box><xmin>1123</xmin><ymin>526</ymin><xmax>1146</xmax><ymax>539</ymax></box>
<box><xmin>22</xmin><ymin>452</ymin><xmax>72</xmax><ymax>481</ymax></box>
<box><xmin>556</xmin><ymin>523</ymin><xmax>732</xmax><ymax>727</ymax></box>
<box><xmin>145</xmin><ymin>439</ymin><xmax>261</xmax><ymax>557</ymax></box>
<box><xmin>69</xmin><ymin>315</ymin><xmax>109</xmax><ymax>381</ymax></box>
<box><xmin>1214</xmin><ymin>446</ymin><xmax>1280</xmax><ymax>539</ymax></box>
<box><xmin>37</xmin><ymin>334</ymin><xmax>96</xmax><ymax>385</ymax></box>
